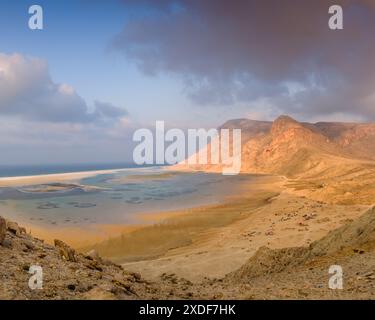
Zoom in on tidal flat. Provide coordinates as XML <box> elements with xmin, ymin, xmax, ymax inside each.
<box><xmin>0</xmin><ymin>167</ymin><xmax>265</xmax><ymax>248</ymax></box>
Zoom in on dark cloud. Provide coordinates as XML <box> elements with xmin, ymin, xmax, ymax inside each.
<box><xmin>0</xmin><ymin>53</ymin><xmax>128</xmax><ymax>123</ymax></box>
<box><xmin>114</xmin><ymin>0</ymin><xmax>375</xmax><ymax>120</ymax></box>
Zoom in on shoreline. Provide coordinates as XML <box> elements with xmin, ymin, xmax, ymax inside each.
<box><xmin>2</xmin><ymin>166</ymin><xmax>372</xmax><ymax>283</ymax></box>
<box><xmin>9</xmin><ymin>174</ymin><xmax>280</xmax><ymax>251</ymax></box>
<box><xmin>121</xmin><ymin>191</ymin><xmax>370</xmax><ymax>281</ymax></box>
<box><xmin>0</xmin><ymin>167</ymin><xmax>265</xmax><ymax>250</ymax></box>
<box><xmin>0</xmin><ymin>167</ymin><xmax>151</xmax><ymax>187</ymax></box>
<box><xmin>21</xmin><ymin>175</ymin><xmax>279</xmax><ymax>247</ymax></box>
<box><xmin>78</xmin><ymin>175</ymin><xmax>283</xmax><ymax>262</ymax></box>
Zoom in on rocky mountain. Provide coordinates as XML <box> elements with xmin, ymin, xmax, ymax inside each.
<box><xmin>177</xmin><ymin>115</ymin><xmax>375</xmax><ymax>179</ymax></box>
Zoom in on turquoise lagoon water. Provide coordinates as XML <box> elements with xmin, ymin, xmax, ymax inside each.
<box><xmin>0</xmin><ymin>166</ymin><xmax>255</xmax><ymax>227</ymax></box>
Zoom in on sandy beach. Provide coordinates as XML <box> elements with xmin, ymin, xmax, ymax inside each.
<box><xmin>0</xmin><ymin>168</ymin><xmax>131</xmax><ymax>187</ymax></box>
<box><xmin>119</xmin><ymin>177</ymin><xmax>370</xmax><ymax>281</ymax></box>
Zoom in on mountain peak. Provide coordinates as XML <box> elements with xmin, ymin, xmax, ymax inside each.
<box><xmin>273</xmin><ymin>115</ymin><xmax>299</xmax><ymax>124</ymax></box>
<box><xmin>271</xmin><ymin>115</ymin><xmax>302</xmax><ymax>136</ymax></box>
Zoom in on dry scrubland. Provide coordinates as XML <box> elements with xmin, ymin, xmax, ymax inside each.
<box><xmin>1</xmin><ymin>115</ymin><xmax>375</xmax><ymax>299</ymax></box>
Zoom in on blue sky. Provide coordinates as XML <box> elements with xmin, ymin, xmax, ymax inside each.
<box><xmin>0</xmin><ymin>0</ymin><xmax>213</xmax><ymax>164</ymax></box>
<box><xmin>0</xmin><ymin>0</ymin><xmax>271</xmax><ymax>128</ymax></box>
<box><xmin>0</xmin><ymin>0</ymin><xmax>202</xmax><ymax>126</ymax></box>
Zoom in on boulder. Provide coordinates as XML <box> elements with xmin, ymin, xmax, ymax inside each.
<box><xmin>22</xmin><ymin>240</ymin><xmax>36</xmax><ymax>251</ymax></box>
<box><xmin>0</xmin><ymin>217</ymin><xmax>6</xmax><ymax>244</ymax></box>
<box><xmin>85</xmin><ymin>260</ymin><xmax>103</xmax><ymax>272</ymax></box>
<box><xmin>54</xmin><ymin>239</ymin><xmax>77</xmax><ymax>262</ymax></box>
<box><xmin>7</xmin><ymin>221</ymin><xmax>20</xmax><ymax>236</ymax></box>
<box><xmin>86</xmin><ymin>249</ymin><xmax>100</xmax><ymax>261</ymax></box>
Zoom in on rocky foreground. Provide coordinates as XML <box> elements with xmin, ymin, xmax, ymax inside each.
<box><xmin>1</xmin><ymin>206</ymin><xmax>375</xmax><ymax>299</ymax></box>
<box><xmin>0</xmin><ymin>216</ymin><xmax>170</xmax><ymax>300</ymax></box>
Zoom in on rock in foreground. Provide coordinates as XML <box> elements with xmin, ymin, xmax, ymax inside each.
<box><xmin>0</xmin><ymin>216</ymin><xmax>162</xmax><ymax>300</ymax></box>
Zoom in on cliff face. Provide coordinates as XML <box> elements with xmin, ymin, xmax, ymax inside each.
<box><xmin>241</xmin><ymin>115</ymin><xmax>335</xmax><ymax>176</ymax></box>
<box><xmin>178</xmin><ymin>115</ymin><xmax>375</xmax><ymax>179</ymax></box>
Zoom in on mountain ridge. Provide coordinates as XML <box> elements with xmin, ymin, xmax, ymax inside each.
<box><xmin>181</xmin><ymin>115</ymin><xmax>375</xmax><ymax>174</ymax></box>
<box><xmin>175</xmin><ymin>115</ymin><xmax>375</xmax><ymax>204</ymax></box>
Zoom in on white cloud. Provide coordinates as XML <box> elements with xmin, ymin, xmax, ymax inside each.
<box><xmin>0</xmin><ymin>53</ymin><xmax>135</xmax><ymax>164</ymax></box>
<box><xmin>0</xmin><ymin>53</ymin><xmax>128</xmax><ymax>123</ymax></box>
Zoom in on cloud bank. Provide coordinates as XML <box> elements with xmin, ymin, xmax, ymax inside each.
<box><xmin>0</xmin><ymin>52</ymin><xmax>134</xmax><ymax>164</ymax></box>
<box><xmin>0</xmin><ymin>53</ymin><xmax>128</xmax><ymax>123</ymax></box>
<box><xmin>114</xmin><ymin>0</ymin><xmax>375</xmax><ymax>121</ymax></box>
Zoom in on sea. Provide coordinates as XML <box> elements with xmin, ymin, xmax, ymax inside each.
<box><xmin>0</xmin><ymin>163</ymin><xmax>255</xmax><ymax>228</ymax></box>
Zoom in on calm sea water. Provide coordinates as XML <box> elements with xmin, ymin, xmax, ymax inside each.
<box><xmin>0</xmin><ymin>166</ymin><xmax>256</xmax><ymax>228</ymax></box>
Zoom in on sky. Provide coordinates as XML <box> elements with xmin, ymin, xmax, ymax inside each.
<box><xmin>0</xmin><ymin>0</ymin><xmax>374</xmax><ymax>164</ymax></box>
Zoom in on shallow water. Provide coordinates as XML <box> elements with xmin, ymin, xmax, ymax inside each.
<box><xmin>0</xmin><ymin>167</ymin><xmax>256</xmax><ymax>227</ymax></box>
